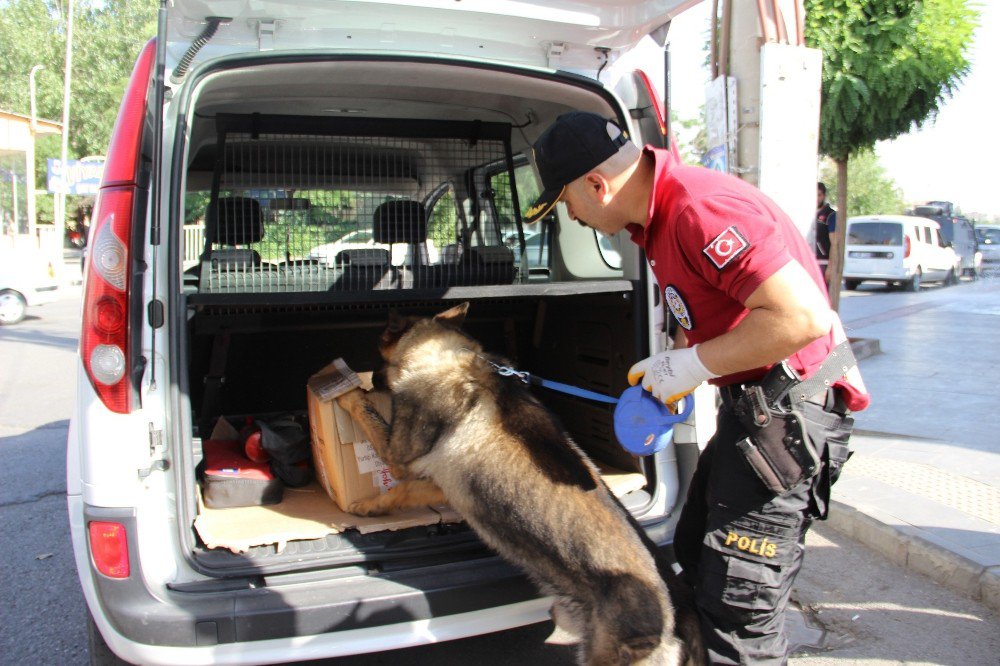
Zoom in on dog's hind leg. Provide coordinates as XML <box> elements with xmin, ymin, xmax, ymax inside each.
<box><xmin>348</xmin><ymin>479</ymin><xmax>447</xmax><ymax>516</ymax></box>
<box><xmin>546</xmin><ymin>597</ymin><xmax>586</xmax><ymax>646</ymax></box>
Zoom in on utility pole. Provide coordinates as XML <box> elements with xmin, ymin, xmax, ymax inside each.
<box><xmin>57</xmin><ymin>0</ymin><xmax>75</xmax><ymax>253</ymax></box>
<box><xmin>29</xmin><ymin>65</ymin><xmax>45</xmax><ymax>133</ymax></box>
<box><xmin>29</xmin><ymin>64</ymin><xmax>45</xmax><ymax>239</ymax></box>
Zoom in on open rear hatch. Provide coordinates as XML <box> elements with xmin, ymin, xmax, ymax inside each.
<box><xmin>164</xmin><ymin>7</ymin><xmax>684</xmax><ymax>577</ymax></box>
<box><xmin>165</xmin><ymin>0</ymin><xmax>699</xmax><ymax>73</ymax></box>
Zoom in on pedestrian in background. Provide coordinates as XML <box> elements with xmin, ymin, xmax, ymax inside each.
<box><xmin>815</xmin><ymin>182</ymin><xmax>837</xmax><ymax>286</ymax></box>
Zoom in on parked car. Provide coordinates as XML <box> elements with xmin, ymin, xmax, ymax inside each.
<box><xmin>0</xmin><ymin>247</ymin><xmax>61</xmax><ymax>324</ymax></box>
<box><xmin>309</xmin><ymin>227</ymin><xmax>440</xmax><ymax>266</ymax></box>
<box><xmin>975</xmin><ymin>225</ymin><xmax>1000</xmax><ymax>263</ymax></box>
<box><xmin>843</xmin><ymin>215</ymin><xmax>961</xmax><ymax>291</ymax></box>
<box><xmin>504</xmin><ymin>229</ymin><xmax>549</xmax><ymax>269</ymax></box>
<box><xmin>68</xmin><ymin>2</ymin><xmax>691</xmax><ymax>664</ymax></box>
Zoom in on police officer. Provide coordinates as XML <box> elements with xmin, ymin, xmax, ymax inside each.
<box><xmin>815</xmin><ymin>182</ymin><xmax>837</xmax><ymax>285</ymax></box>
<box><xmin>525</xmin><ymin>112</ymin><xmax>868</xmax><ymax>665</ymax></box>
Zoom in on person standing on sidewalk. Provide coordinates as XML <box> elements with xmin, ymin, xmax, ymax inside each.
<box><xmin>525</xmin><ymin>112</ymin><xmax>869</xmax><ymax>665</ymax></box>
<box><xmin>815</xmin><ymin>182</ymin><xmax>837</xmax><ymax>286</ymax></box>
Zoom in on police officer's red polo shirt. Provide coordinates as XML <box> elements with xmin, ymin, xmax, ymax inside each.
<box><xmin>627</xmin><ymin>147</ymin><xmax>868</xmax><ymax>411</ymax></box>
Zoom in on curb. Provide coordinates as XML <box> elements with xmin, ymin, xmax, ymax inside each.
<box><xmin>826</xmin><ymin>499</ymin><xmax>1000</xmax><ymax>614</ymax></box>
<box><xmin>849</xmin><ymin>337</ymin><xmax>881</xmax><ymax>361</ymax></box>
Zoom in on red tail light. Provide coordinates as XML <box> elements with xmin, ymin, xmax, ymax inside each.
<box><xmin>635</xmin><ymin>69</ymin><xmax>667</xmax><ymax>137</ymax></box>
<box><xmin>635</xmin><ymin>68</ymin><xmax>683</xmax><ymax>161</ymax></box>
<box><xmin>88</xmin><ymin>521</ymin><xmax>130</xmax><ymax>579</ymax></box>
<box><xmin>904</xmin><ymin>235</ymin><xmax>912</xmax><ymax>258</ymax></box>
<box><xmin>80</xmin><ymin>39</ymin><xmax>155</xmax><ymax>414</ymax></box>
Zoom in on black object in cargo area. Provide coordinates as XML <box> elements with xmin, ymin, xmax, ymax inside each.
<box><xmin>199</xmin><ymin>439</ymin><xmax>284</xmax><ymax>508</ymax></box>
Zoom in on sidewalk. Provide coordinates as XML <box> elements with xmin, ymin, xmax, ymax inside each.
<box><xmin>830</xmin><ymin>279</ymin><xmax>1000</xmax><ymax>612</ymax></box>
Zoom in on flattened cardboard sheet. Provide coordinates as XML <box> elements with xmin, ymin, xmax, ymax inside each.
<box><xmin>194</xmin><ymin>482</ymin><xmax>443</xmax><ymax>554</ymax></box>
<box><xmin>596</xmin><ymin>462</ymin><xmax>647</xmax><ymax>498</ymax></box>
<box><xmin>194</xmin><ymin>466</ymin><xmax>646</xmax><ymax>554</ymax></box>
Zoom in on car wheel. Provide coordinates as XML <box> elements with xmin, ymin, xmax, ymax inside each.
<box><xmin>0</xmin><ymin>289</ymin><xmax>27</xmax><ymax>325</ymax></box>
<box><xmin>906</xmin><ymin>269</ymin><xmax>922</xmax><ymax>292</ymax></box>
<box><xmin>86</xmin><ymin>611</ymin><xmax>133</xmax><ymax>665</ymax></box>
<box><xmin>945</xmin><ymin>268</ymin><xmax>958</xmax><ymax>286</ymax></box>
<box><xmin>844</xmin><ymin>279</ymin><xmax>861</xmax><ymax>291</ymax></box>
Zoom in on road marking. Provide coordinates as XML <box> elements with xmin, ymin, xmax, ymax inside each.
<box><xmin>844</xmin><ymin>302</ymin><xmax>941</xmax><ymax>331</ymax></box>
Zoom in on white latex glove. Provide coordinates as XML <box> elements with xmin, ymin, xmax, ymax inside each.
<box><xmin>627</xmin><ymin>345</ymin><xmax>719</xmax><ymax>405</ymax></box>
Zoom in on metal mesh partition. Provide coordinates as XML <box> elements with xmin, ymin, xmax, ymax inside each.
<box><xmin>185</xmin><ymin>115</ymin><xmax>540</xmax><ymax>294</ymax></box>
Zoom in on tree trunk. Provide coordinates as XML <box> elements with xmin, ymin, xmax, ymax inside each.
<box><xmin>827</xmin><ymin>158</ymin><xmax>848</xmax><ymax>311</ymax></box>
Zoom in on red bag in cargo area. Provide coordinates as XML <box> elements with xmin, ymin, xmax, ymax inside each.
<box><xmin>199</xmin><ymin>439</ymin><xmax>284</xmax><ymax>508</ymax></box>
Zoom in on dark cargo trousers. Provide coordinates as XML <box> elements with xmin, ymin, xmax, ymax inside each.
<box><xmin>673</xmin><ymin>393</ymin><xmax>853</xmax><ymax>665</ymax></box>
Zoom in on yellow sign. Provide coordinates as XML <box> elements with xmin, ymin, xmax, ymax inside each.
<box><xmin>725</xmin><ymin>531</ymin><xmax>777</xmax><ymax>558</ymax></box>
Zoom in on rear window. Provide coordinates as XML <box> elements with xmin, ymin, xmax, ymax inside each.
<box><xmin>976</xmin><ymin>228</ymin><xmax>1000</xmax><ymax>244</ymax></box>
<box><xmin>848</xmin><ymin>222</ymin><xmax>902</xmax><ymax>246</ymax></box>
<box><xmin>181</xmin><ymin>115</ymin><xmax>546</xmax><ymax>294</ymax></box>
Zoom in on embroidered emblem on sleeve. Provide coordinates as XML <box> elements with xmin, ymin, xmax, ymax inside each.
<box><xmin>703</xmin><ymin>225</ymin><xmax>750</xmax><ymax>270</ymax></box>
<box><xmin>664</xmin><ymin>285</ymin><xmax>693</xmax><ymax>330</ymax></box>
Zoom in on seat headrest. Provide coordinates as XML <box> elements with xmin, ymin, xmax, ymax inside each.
<box><xmin>210</xmin><ymin>248</ymin><xmax>261</xmax><ymax>271</ymax></box>
<box><xmin>373</xmin><ymin>201</ymin><xmax>427</xmax><ymax>244</ymax></box>
<box><xmin>335</xmin><ymin>248</ymin><xmax>391</xmax><ymax>267</ymax></box>
<box><xmin>211</xmin><ymin>197</ymin><xmax>264</xmax><ymax>245</ymax></box>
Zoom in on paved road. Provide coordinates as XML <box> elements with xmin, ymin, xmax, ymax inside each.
<box><xmin>0</xmin><ymin>289</ymin><xmax>88</xmax><ymax>665</ymax></box>
<box><xmin>1</xmin><ymin>275</ymin><xmax>998</xmax><ymax>664</ymax></box>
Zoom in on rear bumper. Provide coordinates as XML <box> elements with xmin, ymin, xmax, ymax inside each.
<box><xmin>981</xmin><ymin>251</ymin><xmax>1000</xmax><ymax>264</ymax></box>
<box><xmin>72</xmin><ymin>497</ymin><xmax>670</xmax><ymax>665</ymax></box>
<box><xmin>842</xmin><ymin>270</ymin><xmax>910</xmax><ymax>281</ymax></box>
<box><xmin>29</xmin><ymin>284</ymin><xmax>61</xmax><ymax>306</ymax></box>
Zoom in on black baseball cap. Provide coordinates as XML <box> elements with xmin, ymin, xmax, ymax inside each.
<box><xmin>524</xmin><ymin>112</ymin><xmax>630</xmax><ymax>224</ymax></box>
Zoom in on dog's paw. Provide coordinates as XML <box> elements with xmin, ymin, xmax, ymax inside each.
<box><xmin>335</xmin><ymin>388</ymin><xmax>367</xmax><ymax>412</ymax></box>
<box><xmin>348</xmin><ymin>500</ymin><xmax>389</xmax><ymax>517</ymax></box>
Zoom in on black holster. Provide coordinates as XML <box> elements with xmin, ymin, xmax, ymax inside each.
<box><xmin>731</xmin><ymin>367</ymin><xmax>821</xmax><ymax>497</ymax></box>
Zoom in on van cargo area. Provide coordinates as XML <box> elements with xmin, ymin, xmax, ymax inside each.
<box><xmin>175</xmin><ymin>58</ymin><xmax>660</xmax><ymax>576</ymax></box>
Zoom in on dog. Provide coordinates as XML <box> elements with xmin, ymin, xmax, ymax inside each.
<box><xmin>336</xmin><ymin>303</ymin><xmax>705</xmax><ymax>665</ymax></box>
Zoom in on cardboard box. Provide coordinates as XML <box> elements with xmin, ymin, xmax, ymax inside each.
<box><xmin>307</xmin><ymin>362</ymin><xmax>396</xmax><ymax>512</ymax></box>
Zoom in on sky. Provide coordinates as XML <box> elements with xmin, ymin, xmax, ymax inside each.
<box><xmin>667</xmin><ymin>1</ymin><xmax>999</xmax><ymax>219</ymax></box>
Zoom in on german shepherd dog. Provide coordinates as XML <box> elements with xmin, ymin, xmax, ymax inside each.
<box><xmin>336</xmin><ymin>303</ymin><xmax>705</xmax><ymax>665</ymax></box>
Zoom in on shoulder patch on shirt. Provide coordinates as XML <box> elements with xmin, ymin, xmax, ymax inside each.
<box><xmin>664</xmin><ymin>285</ymin><xmax>693</xmax><ymax>331</ymax></box>
<box><xmin>703</xmin><ymin>225</ymin><xmax>750</xmax><ymax>270</ymax></box>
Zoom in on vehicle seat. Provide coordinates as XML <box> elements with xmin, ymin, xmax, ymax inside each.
<box><xmin>373</xmin><ymin>200</ymin><xmax>436</xmax><ymax>288</ymax></box>
<box><xmin>211</xmin><ymin>197</ymin><xmax>264</xmax><ymax>270</ymax></box>
<box><xmin>329</xmin><ymin>248</ymin><xmax>397</xmax><ymax>291</ymax></box>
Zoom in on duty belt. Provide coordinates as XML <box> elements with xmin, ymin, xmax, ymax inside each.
<box><xmin>719</xmin><ymin>340</ymin><xmax>856</xmax><ymax>413</ymax></box>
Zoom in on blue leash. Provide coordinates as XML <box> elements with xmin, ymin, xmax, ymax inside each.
<box><xmin>528</xmin><ymin>375</ymin><xmax>620</xmax><ymax>404</ymax></box>
<box><xmin>467</xmin><ymin>348</ymin><xmax>695</xmax><ymax>456</ymax></box>
<box><xmin>466</xmin><ymin>349</ymin><xmax>619</xmax><ymax>404</ymax></box>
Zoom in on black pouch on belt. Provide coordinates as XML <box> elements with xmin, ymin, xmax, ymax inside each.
<box><xmin>731</xmin><ymin>366</ymin><xmax>822</xmax><ymax>496</ymax></box>
<box><xmin>736</xmin><ymin>409</ymin><xmax>821</xmax><ymax>496</ymax></box>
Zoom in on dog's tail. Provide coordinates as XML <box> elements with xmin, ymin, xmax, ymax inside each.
<box><xmin>600</xmin><ymin>480</ymin><xmax>708</xmax><ymax>665</ymax></box>
<box><xmin>590</xmin><ymin>573</ymin><xmax>667</xmax><ymax>664</ymax></box>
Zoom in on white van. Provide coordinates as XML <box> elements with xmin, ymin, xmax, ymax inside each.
<box><xmin>67</xmin><ymin>2</ymin><xmax>710</xmax><ymax>664</ymax></box>
<box><xmin>0</xmin><ymin>246</ymin><xmax>61</xmax><ymax>325</ymax></box>
<box><xmin>843</xmin><ymin>215</ymin><xmax>961</xmax><ymax>291</ymax></box>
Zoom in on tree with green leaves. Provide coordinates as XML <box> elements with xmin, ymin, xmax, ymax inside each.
<box><xmin>805</xmin><ymin>0</ymin><xmax>977</xmax><ymax>309</ymax></box>
<box><xmin>818</xmin><ymin>150</ymin><xmax>905</xmax><ymax>217</ymax></box>
<box><xmin>0</xmin><ymin>0</ymin><xmax>156</xmax><ymax>224</ymax></box>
